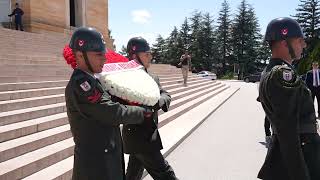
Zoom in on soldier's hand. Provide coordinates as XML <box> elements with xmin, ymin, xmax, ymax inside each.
<box><xmin>152</xmin><ymin>98</ymin><xmax>165</xmax><ymax>111</ymax></box>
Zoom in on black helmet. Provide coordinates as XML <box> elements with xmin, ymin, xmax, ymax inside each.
<box><xmin>127</xmin><ymin>37</ymin><xmax>150</xmax><ymax>55</ymax></box>
<box><xmin>264</xmin><ymin>17</ymin><xmax>304</xmax><ymax>42</ymax></box>
<box><xmin>69</xmin><ymin>27</ymin><xmax>106</xmax><ymax>53</ymax></box>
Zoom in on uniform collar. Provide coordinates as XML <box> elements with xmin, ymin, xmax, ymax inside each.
<box><xmin>74</xmin><ymin>68</ymin><xmax>97</xmax><ymax>79</ymax></box>
<box><xmin>269</xmin><ymin>58</ymin><xmax>294</xmax><ymax>69</ymax></box>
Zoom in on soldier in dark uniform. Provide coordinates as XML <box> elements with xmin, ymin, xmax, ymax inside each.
<box><xmin>8</xmin><ymin>3</ymin><xmax>24</xmax><ymax>31</ymax></box>
<box><xmin>65</xmin><ymin>27</ymin><xmax>152</xmax><ymax>180</ymax></box>
<box><xmin>119</xmin><ymin>37</ymin><xmax>178</xmax><ymax>180</ymax></box>
<box><xmin>258</xmin><ymin>17</ymin><xmax>320</xmax><ymax>180</ymax></box>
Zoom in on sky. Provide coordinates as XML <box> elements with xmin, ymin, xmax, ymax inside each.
<box><xmin>109</xmin><ymin>0</ymin><xmax>301</xmax><ymax>51</ymax></box>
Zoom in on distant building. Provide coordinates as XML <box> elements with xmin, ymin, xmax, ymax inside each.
<box><xmin>0</xmin><ymin>0</ymin><xmax>114</xmax><ymax>48</ymax></box>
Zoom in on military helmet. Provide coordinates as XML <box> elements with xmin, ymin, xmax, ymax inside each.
<box><xmin>264</xmin><ymin>17</ymin><xmax>304</xmax><ymax>42</ymax></box>
<box><xmin>69</xmin><ymin>27</ymin><xmax>106</xmax><ymax>53</ymax></box>
<box><xmin>127</xmin><ymin>37</ymin><xmax>150</xmax><ymax>55</ymax></box>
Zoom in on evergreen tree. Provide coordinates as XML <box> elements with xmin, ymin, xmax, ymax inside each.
<box><xmin>151</xmin><ymin>35</ymin><xmax>167</xmax><ymax>63</ymax></box>
<box><xmin>216</xmin><ymin>0</ymin><xmax>232</xmax><ymax>74</ymax></box>
<box><xmin>179</xmin><ymin>17</ymin><xmax>192</xmax><ymax>51</ymax></box>
<box><xmin>166</xmin><ymin>26</ymin><xmax>181</xmax><ymax>65</ymax></box>
<box><xmin>118</xmin><ymin>45</ymin><xmax>128</xmax><ymax>57</ymax></box>
<box><xmin>198</xmin><ymin>13</ymin><xmax>216</xmax><ymax>71</ymax></box>
<box><xmin>189</xmin><ymin>11</ymin><xmax>203</xmax><ymax>70</ymax></box>
<box><xmin>231</xmin><ymin>0</ymin><xmax>262</xmax><ymax>77</ymax></box>
<box><xmin>293</xmin><ymin>0</ymin><xmax>320</xmax><ymax>74</ymax></box>
<box><xmin>294</xmin><ymin>0</ymin><xmax>320</xmax><ymax>39</ymax></box>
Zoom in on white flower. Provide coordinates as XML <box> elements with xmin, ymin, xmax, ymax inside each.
<box><xmin>97</xmin><ymin>68</ymin><xmax>160</xmax><ymax>106</ymax></box>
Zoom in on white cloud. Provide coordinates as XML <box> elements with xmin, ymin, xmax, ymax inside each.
<box><xmin>131</xmin><ymin>10</ymin><xmax>151</xmax><ymax>24</ymax></box>
<box><xmin>114</xmin><ymin>33</ymin><xmax>157</xmax><ymax>52</ymax></box>
<box><xmin>128</xmin><ymin>33</ymin><xmax>157</xmax><ymax>46</ymax></box>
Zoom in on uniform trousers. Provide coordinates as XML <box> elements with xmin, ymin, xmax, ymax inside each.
<box><xmin>126</xmin><ymin>151</ymin><xmax>178</xmax><ymax>180</ymax></box>
<box><xmin>310</xmin><ymin>86</ymin><xmax>320</xmax><ymax>117</ymax></box>
<box><xmin>181</xmin><ymin>65</ymin><xmax>189</xmax><ymax>85</ymax></box>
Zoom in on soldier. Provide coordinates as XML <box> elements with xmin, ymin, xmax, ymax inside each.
<box><xmin>179</xmin><ymin>50</ymin><xmax>191</xmax><ymax>86</ymax></box>
<box><xmin>65</xmin><ymin>27</ymin><xmax>152</xmax><ymax>180</ymax></box>
<box><xmin>8</xmin><ymin>3</ymin><xmax>24</xmax><ymax>31</ymax></box>
<box><xmin>258</xmin><ymin>17</ymin><xmax>320</xmax><ymax>180</ymax></box>
<box><xmin>120</xmin><ymin>37</ymin><xmax>178</xmax><ymax>180</ymax></box>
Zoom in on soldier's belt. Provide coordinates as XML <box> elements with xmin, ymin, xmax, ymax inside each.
<box><xmin>272</xmin><ymin>123</ymin><xmax>318</xmax><ymax>134</ymax></box>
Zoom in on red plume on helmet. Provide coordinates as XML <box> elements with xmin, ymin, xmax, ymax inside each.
<box><xmin>63</xmin><ymin>45</ymin><xmax>77</xmax><ymax>69</ymax></box>
<box><xmin>62</xmin><ymin>44</ymin><xmax>129</xmax><ymax>69</ymax></box>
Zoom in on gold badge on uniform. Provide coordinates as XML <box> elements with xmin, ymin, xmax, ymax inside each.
<box><xmin>282</xmin><ymin>70</ymin><xmax>293</xmax><ymax>81</ymax></box>
<box><xmin>80</xmin><ymin>81</ymin><xmax>91</xmax><ymax>92</ymax></box>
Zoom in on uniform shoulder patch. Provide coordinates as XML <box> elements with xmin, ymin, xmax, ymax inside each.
<box><xmin>80</xmin><ymin>81</ymin><xmax>91</xmax><ymax>92</ymax></box>
<box><xmin>282</xmin><ymin>69</ymin><xmax>293</xmax><ymax>82</ymax></box>
<box><xmin>271</xmin><ymin>64</ymin><xmax>300</xmax><ymax>87</ymax></box>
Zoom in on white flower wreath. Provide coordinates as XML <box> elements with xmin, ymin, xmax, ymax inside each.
<box><xmin>96</xmin><ymin>61</ymin><xmax>160</xmax><ymax>106</ymax></box>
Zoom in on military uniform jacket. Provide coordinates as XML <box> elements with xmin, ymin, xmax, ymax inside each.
<box><xmin>121</xmin><ymin>72</ymin><xmax>171</xmax><ymax>154</ymax></box>
<box><xmin>65</xmin><ymin>68</ymin><xmax>146</xmax><ymax>180</ymax></box>
<box><xmin>258</xmin><ymin>58</ymin><xmax>318</xmax><ymax>180</ymax></box>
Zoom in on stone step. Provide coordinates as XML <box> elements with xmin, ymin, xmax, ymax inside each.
<box><xmin>157</xmin><ymin>74</ymin><xmax>198</xmax><ymax>81</ymax></box>
<box><xmin>0</xmin><ymin>81</ymin><xmax>221</xmax><ymax>162</ymax></box>
<box><xmin>0</xmin><ymin>74</ymin><xmax>198</xmax><ymax>92</ymax></box>
<box><xmin>151</xmin><ymin>70</ymin><xmax>181</xmax><ymax>72</ymax></box>
<box><xmin>0</xmin><ymin>54</ymin><xmax>62</xmax><ymax>61</ymax></box>
<box><xmin>0</xmin><ymin>80</ymin><xmax>220</xmax><ymax>142</ymax></box>
<box><xmin>0</xmin><ymin>113</ymin><xmax>68</xmax><ymax>143</ymax></box>
<box><xmin>22</xmin><ymin>156</ymin><xmax>74</xmax><ymax>180</ymax></box>
<box><xmin>170</xmin><ymin>82</ymin><xmax>220</xmax><ymax>101</ymax></box>
<box><xmin>0</xmin><ymin>78</ymin><xmax>210</xmax><ymax>112</ymax></box>
<box><xmin>0</xmin><ymin>86</ymin><xmax>65</xmax><ymax>101</ymax></box>
<box><xmin>0</xmin><ymin>80</ymin><xmax>68</xmax><ymax>92</ymax></box>
<box><xmin>0</xmin><ymin>102</ymin><xmax>66</xmax><ymax>126</ymax></box>
<box><xmin>0</xmin><ymin>64</ymin><xmax>70</xmax><ymax>69</ymax></box>
<box><xmin>162</xmin><ymin>84</ymin><xmax>225</xmax><ymax>114</ymax></box>
<box><xmin>0</xmin><ymin>138</ymin><xmax>74</xmax><ymax>180</ymax></box>
<box><xmin>0</xmin><ymin>94</ymin><xmax>65</xmax><ymax>112</ymax></box>
<box><xmin>0</xmin><ymin>124</ymin><xmax>71</xmax><ymax>163</ymax></box>
<box><xmin>167</xmin><ymin>81</ymin><xmax>214</xmax><ymax>94</ymax></box>
<box><xmin>0</xmin><ymin>75</ymin><xmax>202</xmax><ymax>100</ymax></box>
<box><xmin>0</xmin><ymin>69</ymin><xmax>72</xmax><ymax>77</ymax></box>
<box><xmin>0</xmin><ymin>72</ymin><xmax>193</xmax><ymax>84</ymax></box>
<box><xmin>163</xmin><ymin>79</ymin><xmax>211</xmax><ymax>90</ymax></box>
<box><xmin>0</xmin><ymin>59</ymin><xmax>66</xmax><ymax>66</ymax></box>
<box><xmin>0</xmin><ymin>28</ymin><xmax>68</xmax><ymax>40</ymax></box>
<box><xmin>158</xmin><ymin>85</ymin><xmax>230</xmax><ymax>127</ymax></box>
<box><xmin>0</xmin><ymin>76</ymin><xmax>69</xmax><ymax>83</ymax></box>
<box><xmin>160</xmin><ymin>77</ymin><xmax>200</xmax><ymax>86</ymax></box>
<box><xmin>158</xmin><ymin>83</ymin><xmax>224</xmax><ymax>118</ymax></box>
<box><xmin>21</xmin><ymin>85</ymin><xmax>238</xmax><ymax>180</ymax></box>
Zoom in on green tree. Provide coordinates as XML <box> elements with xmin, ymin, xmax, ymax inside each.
<box><xmin>294</xmin><ymin>0</ymin><xmax>320</xmax><ymax>39</ymax></box>
<box><xmin>166</xmin><ymin>26</ymin><xmax>181</xmax><ymax>65</ymax></box>
<box><xmin>118</xmin><ymin>45</ymin><xmax>128</xmax><ymax>57</ymax></box>
<box><xmin>189</xmin><ymin>11</ymin><xmax>204</xmax><ymax>70</ymax></box>
<box><xmin>198</xmin><ymin>13</ymin><xmax>217</xmax><ymax>71</ymax></box>
<box><xmin>151</xmin><ymin>35</ymin><xmax>167</xmax><ymax>63</ymax></box>
<box><xmin>231</xmin><ymin>0</ymin><xmax>262</xmax><ymax>77</ymax></box>
<box><xmin>216</xmin><ymin>0</ymin><xmax>232</xmax><ymax>74</ymax></box>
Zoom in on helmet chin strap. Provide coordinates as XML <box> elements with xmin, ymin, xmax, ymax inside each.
<box><xmin>135</xmin><ymin>54</ymin><xmax>148</xmax><ymax>72</ymax></box>
<box><xmin>285</xmin><ymin>39</ymin><xmax>296</xmax><ymax>61</ymax></box>
<box><xmin>82</xmin><ymin>51</ymin><xmax>95</xmax><ymax>73</ymax></box>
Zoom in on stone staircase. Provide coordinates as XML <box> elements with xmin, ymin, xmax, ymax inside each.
<box><xmin>0</xmin><ymin>29</ymin><xmax>239</xmax><ymax>180</ymax></box>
